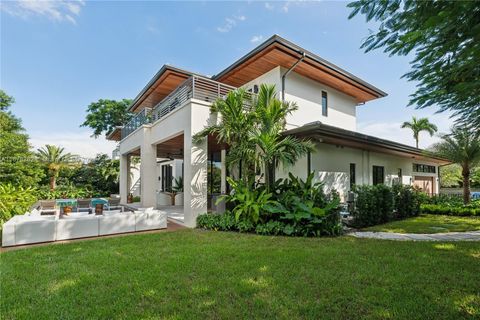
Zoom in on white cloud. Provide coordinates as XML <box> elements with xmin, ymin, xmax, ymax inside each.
<box><xmin>250</xmin><ymin>35</ymin><xmax>264</xmax><ymax>43</ymax></box>
<box><xmin>282</xmin><ymin>2</ymin><xmax>290</xmax><ymax>13</ymax></box>
<box><xmin>1</xmin><ymin>0</ymin><xmax>85</xmax><ymax>24</ymax></box>
<box><xmin>357</xmin><ymin>113</ymin><xmax>455</xmax><ymax>149</ymax></box>
<box><xmin>29</xmin><ymin>130</ymin><xmax>118</xmax><ymax>159</ymax></box>
<box><xmin>264</xmin><ymin>2</ymin><xmax>274</xmax><ymax>10</ymax></box>
<box><xmin>217</xmin><ymin>14</ymin><xmax>247</xmax><ymax>33</ymax></box>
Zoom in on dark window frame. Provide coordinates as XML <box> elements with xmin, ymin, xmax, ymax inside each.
<box><xmin>349</xmin><ymin>163</ymin><xmax>356</xmax><ymax>189</ymax></box>
<box><xmin>372</xmin><ymin>165</ymin><xmax>385</xmax><ymax>185</ymax></box>
<box><xmin>321</xmin><ymin>91</ymin><xmax>328</xmax><ymax>117</ymax></box>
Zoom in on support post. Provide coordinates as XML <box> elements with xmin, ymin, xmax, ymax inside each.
<box><xmin>140</xmin><ymin>129</ymin><xmax>157</xmax><ymax>208</ymax></box>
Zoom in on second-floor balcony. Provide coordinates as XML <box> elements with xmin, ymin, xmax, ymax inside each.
<box><xmin>121</xmin><ymin>76</ymin><xmax>236</xmax><ymax>140</ymax></box>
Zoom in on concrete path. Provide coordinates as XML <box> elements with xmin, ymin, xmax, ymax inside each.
<box><xmin>349</xmin><ymin>230</ymin><xmax>480</xmax><ymax>241</ymax></box>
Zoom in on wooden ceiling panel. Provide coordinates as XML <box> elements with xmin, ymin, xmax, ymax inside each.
<box><xmin>216</xmin><ymin>42</ymin><xmax>383</xmax><ymax>103</ymax></box>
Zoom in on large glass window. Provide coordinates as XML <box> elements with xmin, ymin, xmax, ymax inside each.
<box><xmin>372</xmin><ymin>165</ymin><xmax>384</xmax><ymax>185</ymax></box>
<box><xmin>322</xmin><ymin>91</ymin><xmax>328</xmax><ymax>117</ymax></box>
<box><xmin>208</xmin><ymin>151</ymin><xmax>222</xmax><ymax>195</ymax></box>
<box><xmin>161</xmin><ymin>164</ymin><xmax>173</xmax><ymax>192</ymax></box>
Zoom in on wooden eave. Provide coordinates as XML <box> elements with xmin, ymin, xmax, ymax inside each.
<box><xmin>213</xmin><ymin>35</ymin><xmax>387</xmax><ymax>103</ymax></box>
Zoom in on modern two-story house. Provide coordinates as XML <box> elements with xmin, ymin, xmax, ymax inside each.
<box><xmin>107</xmin><ymin>35</ymin><xmax>448</xmax><ymax>227</ymax></box>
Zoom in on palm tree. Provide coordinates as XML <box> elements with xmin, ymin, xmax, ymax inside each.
<box><xmin>401</xmin><ymin>116</ymin><xmax>438</xmax><ymax>148</ymax></box>
<box><xmin>249</xmin><ymin>85</ymin><xmax>314</xmax><ymax>191</ymax></box>
<box><xmin>432</xmin><ymin>127</ymin><xmax>480</xmax><ymax>204</ymax></box>
<box><xmin>196</xmin><ymin>84</ymin><xmax>313</xmax><ymax>191</ymax></box>
<box><xmin>194</xmin><ymin>88</ymin><xmax>257</xmax><ymax>182</ymax></box>
<box><xmin>37</xmin><ymin>145</ymin><xmax>78</xmax><ymax>190</ymax></box>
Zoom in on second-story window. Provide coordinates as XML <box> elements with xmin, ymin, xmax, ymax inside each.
<box><xmin>322</xmin><ymin>91</ymin><xmax>328</xmax><ymax>116</ymax></box>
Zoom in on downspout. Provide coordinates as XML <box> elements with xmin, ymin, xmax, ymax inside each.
<box><xmin>281</xmin><ymin>52</ymin><xmax>306</xmax><ymax>101</ymax></box>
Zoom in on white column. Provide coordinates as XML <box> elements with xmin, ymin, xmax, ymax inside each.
<box><xmin>140</xmin><ymin>129</ymin><xmax>157</xmax><ymax>208</ymax></box>
<box><xmin>183</xmin><ymin>131</ymin><xmax>208</xmax><ymax>228</ymax></box>
<box><xmin>220</xmin><ymin>149</ymin><xmax>227</xmax><ymax>194</ymax></box>
<box><xmin>119</xmin><ymin>154</ymin><xmax>129</xmax><ymax>203</ymax></box>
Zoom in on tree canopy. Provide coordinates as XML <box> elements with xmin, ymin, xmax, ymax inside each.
<box><xmin>348</xmin><ymin>0</ymin><xmax>480</xmax><ymax>130</ymax></box>
<box><xmin>0</xmin><ymin>90</ymin><xmax>44</xmax><ymax>187</ymax></box>
<box><xmin>81</xmin><ymin>99</ymin><xmax>133</xmax><ymax>137</ymax></box>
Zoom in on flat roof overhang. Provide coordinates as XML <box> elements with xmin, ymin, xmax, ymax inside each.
<box><xmin>284</xmin><ymin>122</ymin><xmax>450</xmax><ymax>165</ymax></box>
<box><xmin>213</xmin><ymin>35</ymin><xmax>387</xmax><ymax>103</ymax></box>
<box><xmin>106</xmin><ymin>127</ymin><xmax>122</xmax><ymax>141</ymax></box>
<box><xmin>128</xmin><ymin>65</ymin><xmax>197</xmax><ymax>113</ymax></box>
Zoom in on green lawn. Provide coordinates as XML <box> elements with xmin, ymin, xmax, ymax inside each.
<box><xmin>365</xmin><ymin>214</ymin><xmax>480</xmax><ymax>234</ymax></box>
<box><xmin>1</xmin><ymin>230</ymin><xmax>479</xmax><ymax>319</ymax></box>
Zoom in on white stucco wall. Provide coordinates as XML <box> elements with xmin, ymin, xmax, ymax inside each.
<box><xmin>279</xmin><ymin>142</ymin><xmax>439</xmax><ymax>201</ymax></box>
<box><xmin>243</xmin><ymin>66</ymin><xmax>358</xmax><ymax>131</ymax></box>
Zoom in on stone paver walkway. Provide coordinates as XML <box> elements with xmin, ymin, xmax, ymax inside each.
<box><xmin>349</xmin><ymin>230</ymin><xmax>480</xmax><ymax>241</ymax></box>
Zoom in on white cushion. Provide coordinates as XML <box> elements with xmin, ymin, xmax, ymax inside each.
<box><xmin>30</xmin><ymin>208</ymin><xmax>40</xmax><ymax>216</ymax></box>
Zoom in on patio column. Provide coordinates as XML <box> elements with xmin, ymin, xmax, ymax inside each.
<box><xmin>119</xmin><ymin>154</ymin><xmax>129</xmax><ymax>203</ymax></box>
<box><xmin>140</xmin><ymin>129</ymin><xmax>157</xmax><ymax>208</ymax></box>
<box><xmin>183</xmin><ymin>132</ymin><xmax>208</xmax><ymax>227</ymax></box>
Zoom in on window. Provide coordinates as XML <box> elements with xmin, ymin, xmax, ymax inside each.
<box><xmin>413</xmin><ymin>163</ymin><xmax>436</xmax><ymax>173</ymax></box>
<box><xmin>161</xmin><ymin>165</ymin><xmax>173</xmax><ymax>192</ymax></box>
<box><xmin>398</xmin><ymin>168</ymin><xmax>402</xmax><ymax>182</ymax></box>
<box><xmin>372</xmin><ymin>166</ymin><xmax>384</xmax><ymax>185</ymax></box>
<box><xmin>350</xmin><ymin>163</ymin><xmax>356</xmax><ymax>189</ymax></box>
<box><xmin>253</xmin><ymin>85</ymin><xmax>259</xmax><ymax>94</ymax></box>
<box><xmin>321</xmin><ymin>91</ymin><xmax>328</xmax><ymax>116</ymax></box>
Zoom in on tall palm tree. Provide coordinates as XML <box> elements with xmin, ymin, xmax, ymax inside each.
<box><xmin>194</xmin><ymin>88</ymin><xmax>257</xmax><ymax>182</ymax></box>
<box><xmin>401</xmin><ymin>116</ymin><xmax>438</xmax><ymax>148</ymax></box>
<box><xmin>432</xmin><ymin>127</ymin><xmax>480</xmax><ymax>204</ymax></box>
<box><xmin>37</xmin><ymin>145</ymin><xmax>78</xmax><ymax>190</ymax></box>
<box><xmin>196</xmin><ymin>84</ymin><xmax>313</xmax><ymax>191</ymax></box>
<box><xmin>250</xmin><ymin>85</ymin><xmax>314</xmax><ymax>191</ymax></box>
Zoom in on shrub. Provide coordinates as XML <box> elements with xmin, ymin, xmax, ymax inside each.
<box><xmin>350</xmin><ymin>184</ymin><xmax>394</xmax><ymax>228</ymax></box>
<box><xmin>393</xmin><ymin>184</ymin><xmax>422</xmax><ymax>219</ymax></box>
<box><xmin>420</xmin><ymin>204</ymin><xmax>480</xmax><ymax>216</ymax></box>
<box><xmin>0</xmin><ymin>184</ymin><xmax>37</xmax><ymax>224</ymax></box>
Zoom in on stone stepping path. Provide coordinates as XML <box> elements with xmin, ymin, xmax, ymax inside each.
<box><xmin>349</xmin><ymin>230</ymin><xmax>480</xmax><ymax>241</ymax></box>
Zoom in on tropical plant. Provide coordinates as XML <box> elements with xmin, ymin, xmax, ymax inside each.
<box><xmin>196</xmin><ymin>84</ymin><xmax>313</xmax><ymax>190</ymax></box>
<box><xmin>81</xmin><ymin>98</ymin><xmax>133</xmax><ymax>137</ymax></box>
<box><xmin>401</xmin><ymin>116</ymin><xmax>438</xmax><ymax>148</ymax></box>
<box><xmin>431</xmin><ymin>127</ymin><xmax>480</xmax><ymax>204</ymax></box>
<box><xmin>37</xmin><ymin>145</ymin><xmax>79</xmax><ymax>190</ymax></box>
<box><xmin>0</xmin><ymin>90</ymin><xmax>44</xmax><ymax>187</ymax></box>
<box><xmin>0</xmin><ymin>184</ymin><xmax>37</xmax><ymax>224</ymax></box>
<box><xmin>220</xmin><ymin>177</ymin><xmax>279</xmax><ymax>224</ymax></box>
<box><xmin>348</xmin><ymin>1</ymin><xmax>480</xmax><ymax>131</ymax></box>
<box><xmin>194</xmin><ymin>88</ymin><xmax>256</xmax><ymax>182</ymax></box>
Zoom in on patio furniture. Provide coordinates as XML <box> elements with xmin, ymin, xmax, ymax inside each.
<box><xmin>135</xmin><ymin>209</ymin><xmax>167</xmax><ymax>231</ymax></box>
<box><xmin>77</xmin><ymin>198</ymin><xmax>92</xmax><ymax>212</ymax></box>
<box><xmin>107</xmin><ymin>198</ymin><xmax>122</xmax><ymax>210</ymax></box>
<box><xmin>56</xmin><ymin>199</ymin><xmax>78</xmax><ymax>214</ymax></box>
<box><xmin>3</xmin><ymin>215</ymin><xmax>57</xmax><ymax>246</ymax></box>
<box><xmin>39</xmin><ymin>200</ymin><xmax>57</xmax><ymax>215</ymax></box>
<box><xmin>98</xmin><ymin>211</ymin><xmax>136</xmax><ymax>235</ymax></box>
<box><xmin>2</xmin><ymin>209</ymin><xmax>167</xmax><ymax>247</ymax></box>
<box><xmin>56</xmin><ymin>214</ymin><xmax>99</xmax><ymax>241</ymax></box>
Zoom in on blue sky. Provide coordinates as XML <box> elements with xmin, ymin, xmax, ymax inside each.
<box><xmin>1</xmin><ymin>0</ymin><xmax>453</xmax><ymax>158</ymax></box>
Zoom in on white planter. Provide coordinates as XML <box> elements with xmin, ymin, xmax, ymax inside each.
<box><xmin>174</xmin><ymin>192</ymin><xmax>183</xmax><ymax>206</ymax></box>
<box><xmin>156</xmin><ymin>192</ymin><xmax>171</xmax><ymax>206</ymax></box>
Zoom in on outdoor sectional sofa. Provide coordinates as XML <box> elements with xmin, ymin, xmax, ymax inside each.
<box><xmin>2</xmin><ymin>209</ymin><xmax>167</xmax><ymax>247</ymax></box>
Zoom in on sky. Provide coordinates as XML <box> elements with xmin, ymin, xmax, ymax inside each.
<box><xmin>1</xmin><ymin>0</ymin><xmax>455</xmax><ymax>158</ymax></box>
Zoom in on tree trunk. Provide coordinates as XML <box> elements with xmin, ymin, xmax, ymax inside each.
<box><xmin>264</xmin><ymin>163</ymin><xmax>271</xmax><ymax>193</ymax></box>
<box><xmin>462</xmin><ymin>165</ymin><xmax>470</xmax><ymax>205</ymax></box>
<box><xmin>49</xmin><ymin>176</ymin><xmax>56</xmax><ymax>190</ymax></box>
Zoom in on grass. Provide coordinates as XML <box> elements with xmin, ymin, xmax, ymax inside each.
<box><xmin>364</xmin><ymin>214</ymin><xmax>480</xmax><ymax>234</ymax></box>
<box><xmin>1</xmin><ymin>230</ymin><xmax>479</xmax><ymax>319</ymax></box>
